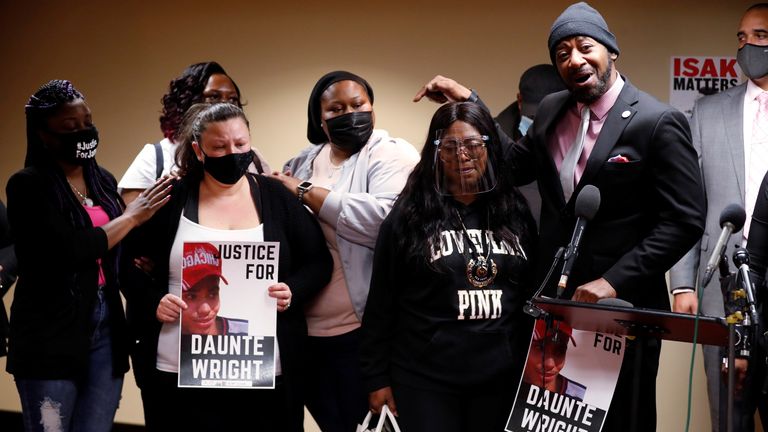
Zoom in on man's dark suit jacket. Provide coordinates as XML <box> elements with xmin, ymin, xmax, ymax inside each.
<box><xmin>506</xmin><ymin>78</ymin><xmax>705</xmax><ymax>310</ymax></box>
<box><xmin>495</xmin><ymin>77</ymin><xmax>705</xmax><ymax>431</ymax></box>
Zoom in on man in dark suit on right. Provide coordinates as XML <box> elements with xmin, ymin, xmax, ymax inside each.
<box><xmin>415</xmin><ymin>2</ymin><xmax>705</xmax><ymax>430</ymax></box>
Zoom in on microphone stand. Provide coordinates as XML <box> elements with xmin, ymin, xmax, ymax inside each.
<box><xmin>718</xmin><ymin>248</ymin><xmax>757</xmax><ymax>432</ymax></box>
<box><xmin>734</xmin><ymin>248</ymin><xmax>759</xmax><ymax>326</ymax></box>
<box><xmin>523</xmin><ymin>247</ymin><xmax>566</xmax><ymax>319</ymax></box>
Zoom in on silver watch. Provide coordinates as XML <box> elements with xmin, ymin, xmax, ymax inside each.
<box><xmin>297</xmin><ymin>181</ymin><xmax>313</xmax><ymax>204</ymax></box>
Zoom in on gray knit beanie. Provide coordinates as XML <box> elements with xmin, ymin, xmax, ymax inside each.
<box><xmin>547</xmin><ymin>2</ymin><xmax>619</xmax><ymax>63</ymax></box>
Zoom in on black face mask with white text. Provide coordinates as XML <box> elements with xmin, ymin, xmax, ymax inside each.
<box><xmin>202</xmin><ymin>150</ymin><xmax>253</xmax><ymax>184</ymax></box>
<box><xmin>324</xmin><ymin>111</ymin><xmax>374</xmax><ymax>154</ymax></box>
<box><xmin>47</xmin><ymin>127</ymin><xmax>99</xmax><ymax>165</ymax></box>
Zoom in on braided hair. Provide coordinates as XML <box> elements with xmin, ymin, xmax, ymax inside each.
<box><xmin>24</xmin><ymin>79</ymin><xmax>123</xmax><ymax>229</ymax></box>
<box><xmin>159</xmin><ymin>62</ymin><xmax>242</xmax><ymax>141</ymax></box>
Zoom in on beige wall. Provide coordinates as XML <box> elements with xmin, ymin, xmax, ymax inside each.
<box><xmin>0</xmin><ymin>0</ymin><xmax>753</xmax><ymax>430</ymax></box>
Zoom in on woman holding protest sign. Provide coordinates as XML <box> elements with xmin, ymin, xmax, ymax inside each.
<box><xmin>121</xmin><ymin>102</ymin><xmax>331</xmax><ymax>431</ymax></box>
<box><xmin>360</xmin><ymin>101</ymin><xmax>536</xmax><ymax>431</ymax></box>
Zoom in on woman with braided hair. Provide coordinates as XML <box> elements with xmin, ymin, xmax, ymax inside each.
<box><xmin>6</xmin><ymin>79</ymin><xmax>172</xmax><ymax>432</ymax></box>
<box><xmin>119</xmin><ymin>61</ymin><xmax>269</xmax><ymax>204</ymax></box>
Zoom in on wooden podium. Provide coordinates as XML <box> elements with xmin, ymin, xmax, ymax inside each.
<box><xmin>531</xmin><ymin>296</ymin><xmax>730</xmax><ymax>432</ymax></box>
<box><xmin>533</xmin><ymin>297</ymin><xmax>729</xmax><ymax>346</ymax></box>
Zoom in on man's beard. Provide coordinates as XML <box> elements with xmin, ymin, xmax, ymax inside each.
<box><xmin>573</xmin><ymin>59</ymin><xmax>614</xmax><ymax>104</ymax></box>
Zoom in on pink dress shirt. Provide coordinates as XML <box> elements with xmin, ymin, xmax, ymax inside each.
<box><xmin>549</xmin><ymin>76</ymin><xmax>625</xmax><ymax>187</ymax></box>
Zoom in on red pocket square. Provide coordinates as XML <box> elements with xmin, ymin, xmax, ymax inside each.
<box><xmin>607</xmin><ymin>154</ymin><xmax>630</xmax><ymax>163</ymax></box>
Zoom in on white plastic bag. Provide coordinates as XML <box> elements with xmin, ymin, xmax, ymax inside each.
<box><xmin>356</xmin><ymin>404</ymin><xmax>402</xmax><ymax>432</ymax></box>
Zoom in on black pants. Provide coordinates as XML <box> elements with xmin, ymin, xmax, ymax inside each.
<box><xmin>304</xmin><ymin>328</ymin><xmax>368</xmax><ymax>432</ymax></box>
<box><xmin>140</xmin><ymin>369</ymin><xmax>301</xmax><ymax>431</ymax></box>
<box><xmin>602</xmin><ymin>337</ymin><xmax>660</xmax><ymax>432</ymax></box>
<box><xmin>391</xmin><ymin>380</ymin><xmax>514</xmax><ymax>432</ymax></box>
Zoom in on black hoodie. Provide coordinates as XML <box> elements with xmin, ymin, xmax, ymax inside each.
<box><xmin>361</xmin><ymin>200</ymin><xmax>535</xmax><ymax>393</ymax></box>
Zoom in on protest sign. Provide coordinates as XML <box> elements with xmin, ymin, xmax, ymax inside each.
<box><xmin>178</xmin><ymin>241</ymin><xmax>279</xmax><ymax>388</ymax></box>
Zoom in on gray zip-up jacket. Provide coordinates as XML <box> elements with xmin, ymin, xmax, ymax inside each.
<box><xmin>284</xmin><ymin>129</ymin><xmax>419</xmax><ymax>319</ymax></box>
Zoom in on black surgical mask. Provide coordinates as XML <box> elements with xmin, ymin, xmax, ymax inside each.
<box><xmin>47</xmin><ymin>127</ymin><xmax>99</xmax><ymax>165</ymax></box>
<box><xmin>738</xmin><ymin>43</ymin><xmax>768</xmax><ymax>80</ymax></box>
<box><xmin>325</xmin><ymin>111</ymin><xmax>374</xmax><ymax>153</ymax></box>
<box><xmin>201</xmin><ymin>149</ymin><xmax>253</xmax><ymax>184</ymax></box>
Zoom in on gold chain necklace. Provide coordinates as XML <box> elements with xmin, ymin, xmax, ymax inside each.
<box><xmin>66</xmin><ymin>179</ymin><xmax>93</xmax><ymax>207</ymax></box>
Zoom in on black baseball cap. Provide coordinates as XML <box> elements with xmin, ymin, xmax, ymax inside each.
<box><xmin>519</xmin><ymin>64</ymin><xmax>567</xmax><ymax>118</ymax></box>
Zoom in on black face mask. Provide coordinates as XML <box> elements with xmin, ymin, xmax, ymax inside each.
<box><xmin>47</xmin><ymin>127</ymin><xmax>99</xmax><ymax>165</ymax></box>
<box><xmin>325</xmin><ymin>111</ymin><xmax>374</xmax><ymax>153</ymax></box>
<box><xmin>738</xmin><ymin>43</ymin><xmax>768</xmax><ymax>80</ymax></box>
<box><xmin>201</xmin><ymin>149</ymin><xmax>253</xmax><ymax>184</ymax></box>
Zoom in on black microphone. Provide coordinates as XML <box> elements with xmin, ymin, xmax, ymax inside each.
<box><xmin>557</xmin><ymin>185</ymin><xmax>601</xmax><ymax>298</ymax></box>
<box><xmin>702</xmin><ymin>204</ymin><xmax>746</xmax><ymax>288</ymax></box>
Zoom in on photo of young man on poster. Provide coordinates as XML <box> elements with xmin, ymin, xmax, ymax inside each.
<box><xmin>181</xmin><ymin>242</ymin><xmax>249</xmax><ymax>336</ymax></box>
<box><xmin>523</xmin><ymin>319</ymin><xmax>586</xmax><ymax>401</ymax></box>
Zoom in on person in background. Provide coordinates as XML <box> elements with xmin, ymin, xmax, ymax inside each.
<box><xmin>413</xmin><ymin>2</ymin><xmax>705</xmax><ymax>430</ymax></box>
<box><xmin>496</xmin><ymin>64</ymin><xmax>567</xmax><ymax>141</ymax></box>
<box><xmin>361</xmin><ymin>101</ymin><xmax>535</xmax><ymax>431</ymax></box>
<box><xmin>119</xmin><ymin>61</ymin><xmax>269</xmax><ymax>204</ymax></box>
<box><xmin>270</xmin><ymin>70</ymin><xmax>419</xmax><ymax>432</ymax></box>
<box><xmin>669</xmin><ymin>4</ymin><xmax>768</xmax><ymax>430</ymax></box>
<box><xmin>122</xmin><ymin>102</ymin><xmax>331</xmax><ymax>431</ymax></box>
<box><xmin>495</xmin><ymin>64</ymin><xmax>567</xmax><ymax>227</ymax></box>
<box><xmin>7</xmin><ymin>79</ymin><xmax>171</xmax><ymax>432</ymax></box>
<box><xmin>0</xmin><ymin>200</ymin><xmax>17</xmax><ymax>358</ymax></box>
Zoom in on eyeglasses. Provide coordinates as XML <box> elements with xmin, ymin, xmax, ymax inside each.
<box><xmin>434</xmin><ymin>135</ymin><xmax>489</xmax><ymax>159</ymax></box>
<box><xmin>202</xmin><ymin>91</ymin><xmax>240</xmax><ymax>106</ymax></box>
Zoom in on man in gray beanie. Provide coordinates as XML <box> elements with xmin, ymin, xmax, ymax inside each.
<box><xmin>547</xmin><ymin>1</ymin><xmax>619</xmax><ymax>63</ymax></box>
<box><xmin>414</xmin><ymin>2</ymin><xmax>705</xmax><ymax>431</ymax></box>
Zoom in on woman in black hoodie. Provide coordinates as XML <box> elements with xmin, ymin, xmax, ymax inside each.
<box><xmin>361</xmin><ymin>101</ymin><xmax>536</xmax><ymax>431</ymax></box>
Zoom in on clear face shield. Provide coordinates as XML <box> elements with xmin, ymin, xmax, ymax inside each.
<box><xmin>433</xmin><ymin>130</ymin><xmax>497</xmax><ymax>197</ymax></box>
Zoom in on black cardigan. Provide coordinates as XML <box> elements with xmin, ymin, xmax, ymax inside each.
<box><xmin>120</xmin><ymin>174</ymin><xmax>332</xmax><ymax>388</ymax></box>
<box><xmin>5</xmin><ymin>166</ymin><xmax>129</xmax><ymax>379</ymax></box>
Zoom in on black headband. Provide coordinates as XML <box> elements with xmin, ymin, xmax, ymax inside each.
<box><xmin>306</xmin><ymin>71</ymin><xmax>374</xmax><ymax>144</ymax></box>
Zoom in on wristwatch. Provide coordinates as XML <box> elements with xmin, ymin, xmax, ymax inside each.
<box><xmin>297</xmin><ymin>181</ymin><xmax>313</xmax><ymax>204</ymax></box>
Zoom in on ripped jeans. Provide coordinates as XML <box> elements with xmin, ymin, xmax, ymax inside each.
<box><xmin>15</xmin><ymin>288</ymin><xmax>124</xmax><ymax>432</ymax></box>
